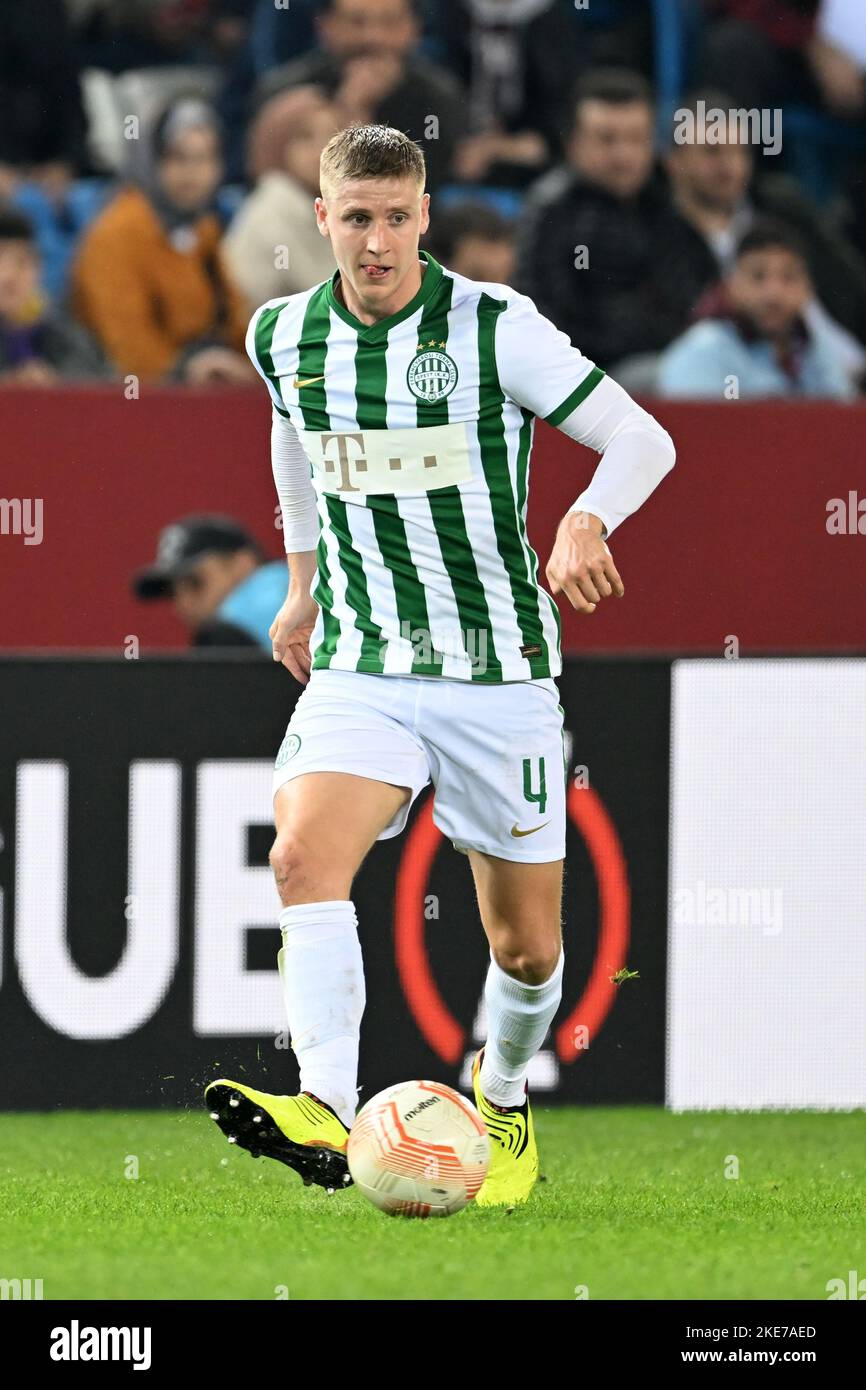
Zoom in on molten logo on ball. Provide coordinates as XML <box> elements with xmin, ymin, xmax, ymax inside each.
<box><xmin>348</xmin><ymin>1080</ymin><xmax>490</xmax><ymax>1217</ymax></box>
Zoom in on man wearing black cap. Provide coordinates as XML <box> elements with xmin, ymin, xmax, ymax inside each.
<box><xmin>133</xmin><ymin>514</ymin><xmax>290</xmax><ymax>647</ymax></box>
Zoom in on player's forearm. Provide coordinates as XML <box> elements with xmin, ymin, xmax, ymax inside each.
<box><xmin>286</xmin><ymin>550</ymin><xmax>318</xmax><ymax>595</ymax></box>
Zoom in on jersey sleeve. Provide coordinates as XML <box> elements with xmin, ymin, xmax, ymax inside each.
<box><xmin>494</xmin><ymin>290</ymin><xmax>606</xmax><ymax>424</ymax></box>
<box><xmin>245</xmin><ymin>302</ymin><xmax>291</xmax><ymax>418</ymax></box>
<box><xmin>495</xmin><ymin>291</ymin><xmax>676</xmax><ymax>538</ymax></box>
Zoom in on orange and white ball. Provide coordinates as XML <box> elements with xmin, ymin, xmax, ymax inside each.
<box><xmin>348</xmin><ymin>1080</ymin><xmax>490</xmax><ymax>1217</ymax></box>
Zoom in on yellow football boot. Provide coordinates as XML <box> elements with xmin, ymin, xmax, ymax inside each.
<box><xmin>471</xmin><ymin>1049</ymin><xmax>539</xmax><ymax>1207</ymax></box>
<box><xmin>205</xmin><ymin>1079</ymin><xmax>352</xmax><ymax>1192</ymax></box>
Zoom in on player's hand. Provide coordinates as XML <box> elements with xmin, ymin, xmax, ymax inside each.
<box><xmin>337</xmin><ymin>55</ymin><xmax>402</xmax><ymax>120</ymax></box>
<box><xmin>269</xmin><ymin>593</ymin><xmax>319</xmax><ymax>684</ymax></box>
<box><xmin>545</xmin><ymin>511</ymin><xmax>624</xmax><ymax>615</ymax></box>
<box><xmin>452</xmin><ymin>132</ymin><xmax>502</xmax><ymax>182</ymax></box>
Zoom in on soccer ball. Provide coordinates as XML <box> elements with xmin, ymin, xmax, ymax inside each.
<box><xmin>348</xmin><ymin>1080</ymin><xmax>490</xmax><ymax>1217</ymax></box>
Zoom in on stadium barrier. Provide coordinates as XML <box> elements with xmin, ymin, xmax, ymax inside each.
<box><xmin>1</xmin><ymin>388</ymin><xmax>864</xmax><ymax>654</ymax></box>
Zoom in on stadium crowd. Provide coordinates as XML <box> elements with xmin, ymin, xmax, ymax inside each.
<box><xmin>1</xmin><ymin>0</ymin><xmax>865</xmax><ymax>398</ymax></box>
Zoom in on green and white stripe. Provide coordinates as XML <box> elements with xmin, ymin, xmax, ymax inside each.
<box><xmin>247</xmin><ymin>253</ymin><xmax>603</xmax><ymax>682</ymax></box>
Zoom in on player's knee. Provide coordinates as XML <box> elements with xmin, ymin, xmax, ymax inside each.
<box><xmin>494</xmin><ymin>941</ymin><xmax>562</xmax><ymax>985</ymax></box>
<box><xmin>268</xmin><ymin>832</ymin><xmax>300</xmax><ymax>894</ymax></box>
<box><xmin>269</xmin><ymin>830</ymin><xmax>343</xmax><ymax>904</ymax></box>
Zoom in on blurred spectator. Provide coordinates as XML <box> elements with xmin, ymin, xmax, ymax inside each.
<box><xmin>224</xmin><ymin>86</ymin><xmax>339</xmax><ymax>305</ymax></box>
<box><xmin>697</xmin><ymin>0</ymin><xmax>864</xmax><ymax>120</ymax></box>
<box><xmin>0</xmin><ymin>209</ymin><xmax>107</xmax><ymax>385</ymax></box>
<box><xmin>72</xmin><ymin>96</ymin><xmax>252</xmax><ymax>383</ymax></box>
<box><xmin>242</xmin><ymin>0</ymin><xmax>318</xmax><ymax>68</ymax></box>
<box><xmin>656</xmin><ymin>221</ymin><xmax>856</xmax><ymax>400</ymax></box>
<box><xmin>0</xmin><ymin>0</ymin><xmax>88</xmax><ymax>191</ymax></box>
<box><xmin>133</xmin><ymin>514</ymin><xmax>289</xmax><ymax>648</ymax></box>
<box><xmin>427</xmin><ymin>0</ymin><xmax>580</xmax><ymax>191</ymax></box>
<box><xmin>515</xmin><ymin>70</ymin><xmax>689</xmax><ymax>368</ymax></box>
<box><xmin>570</xmin><ymin>0</ymin><xmax>655</xmax><ymax>76</ymax></box>
<box><xmin>422</xmin><ymin>201</ymin><xmax>515</xmax><ymax>283</ymax></box>
<box><xmin>9</xmin><ymin>179</ymin><xmax>111</xmax><ymax>306</ymax></box>
<box><xmin>74</xmin><ymin>0</ymin><xmax>227</xmax><ymax>72</ymax></box>
<box><xmin>0</xmin><ymin>0</ymin><xmax>111</xmax><ymax>301</ymax></box>
<box><xmin>424</xmin><ymin>0</ymin><xmax>654</xmax><ymax>78</ymax></box>
<box><xmin>207</xmin><ymin>0</ymin><xmax>258</xmax><ymax>61</ymax></box>
<box><xmin>255</xmin><ymin>0</ymin><xmax>464</xmax><ymax>191</ymax></box>
<box><xmin>217</xmin><ymin>0</ymin><xmax>319</xmax><ymax>181</ymax></box>
<box><xmin>664</xmin><ymin>90</ymin><xmax>866</xmax><ymax>361</ymax></box>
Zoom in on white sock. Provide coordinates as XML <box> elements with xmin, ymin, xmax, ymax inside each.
<box><xmin>479</xmin><ymin>947</ymin><xmax>564</xmax><ymax>1108</ymax></box>
<box><xmin>277</xmin><ymin>900</ymin><xmax>365</xmax><ymax>1129</ymax></box>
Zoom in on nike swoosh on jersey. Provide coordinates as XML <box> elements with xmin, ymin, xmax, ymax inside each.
<box><xmin>510</xmin><ymin>822</ymin><xmax>550</xmax><ymax>838</ymax></box>
<box><xmin>293</xmin><ymin>375</ymin><xmax>326</xmax><ymax>388</ymax></box>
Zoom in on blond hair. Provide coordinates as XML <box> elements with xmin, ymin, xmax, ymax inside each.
<box><xmin>319</xmin><ymin>124</ymin><xmax>425</xmax><ymax>199</ymax></box>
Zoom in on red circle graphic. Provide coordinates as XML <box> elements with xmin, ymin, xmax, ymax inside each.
<box><xmin>393</xmin><ymin>782</ymin><xmax>631</xmax><ymax>1066</ymax></box>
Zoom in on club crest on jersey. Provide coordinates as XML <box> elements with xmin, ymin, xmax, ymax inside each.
<box><xmin>407</xmin><ymin>346</ymin><xmax>458</xmax><ymax>404</ymax></box>
<box><xmin>275</xmin><ymin>733</ymin><xmax>301</xmax><ymax>768</ymax></box>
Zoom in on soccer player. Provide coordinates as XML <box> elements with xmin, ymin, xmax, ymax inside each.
<box><xmin>206</xmin><ymin>125</ymin><xmax>675</xmax><ymax>1205</ymax></box>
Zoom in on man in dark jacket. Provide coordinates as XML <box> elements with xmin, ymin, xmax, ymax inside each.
<box><xmin>255</xmin><ymin>0</ymin><xmax>464</xmax><ymax>191</ymax></box>
<box><xmin>514</xmin><ymin>69</ymin><xmax>692</xmax><ymax>368</ymax></box>
<box><xmin>0</xmin><ymin>0</ymin><xmax>87</xmax><ymax>183</ymax></box>
<box><xmin>424</xmin><ymin>0</ymin><xmax>581</xmax><ymax>190</ymax></box>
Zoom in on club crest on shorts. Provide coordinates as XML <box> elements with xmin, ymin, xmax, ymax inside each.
<box><xmin>407</xmin><ymin>348</ymin><xmax>458</xmax><ymax>403</ymax></box>
<box><xmin>275</xmin><ymin>732</ymin><xmax>302</xmax><ymax>768</ymax></box>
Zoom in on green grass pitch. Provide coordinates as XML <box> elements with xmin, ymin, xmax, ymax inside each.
<box><xmin>2</xmin><ymin>1108</ymin><xmax>863</xmax><ymax>1300</ymax></box>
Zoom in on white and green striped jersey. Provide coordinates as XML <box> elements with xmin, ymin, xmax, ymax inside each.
<box><xmin>247</xmin><ymin>250</ymin><xmax>610</xmax><ymax>682</ymax></box>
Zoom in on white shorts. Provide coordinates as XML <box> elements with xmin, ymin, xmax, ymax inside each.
<box><xmin>272</xmin><ymin>668</ymin><xmax>566</xmax><ymax>863</ymax></box>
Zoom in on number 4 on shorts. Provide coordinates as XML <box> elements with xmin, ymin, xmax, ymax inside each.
<box><xmin>522</xmin><ymin>756</ymin><xmax>547</xmax><ymax>815</ymax></box>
